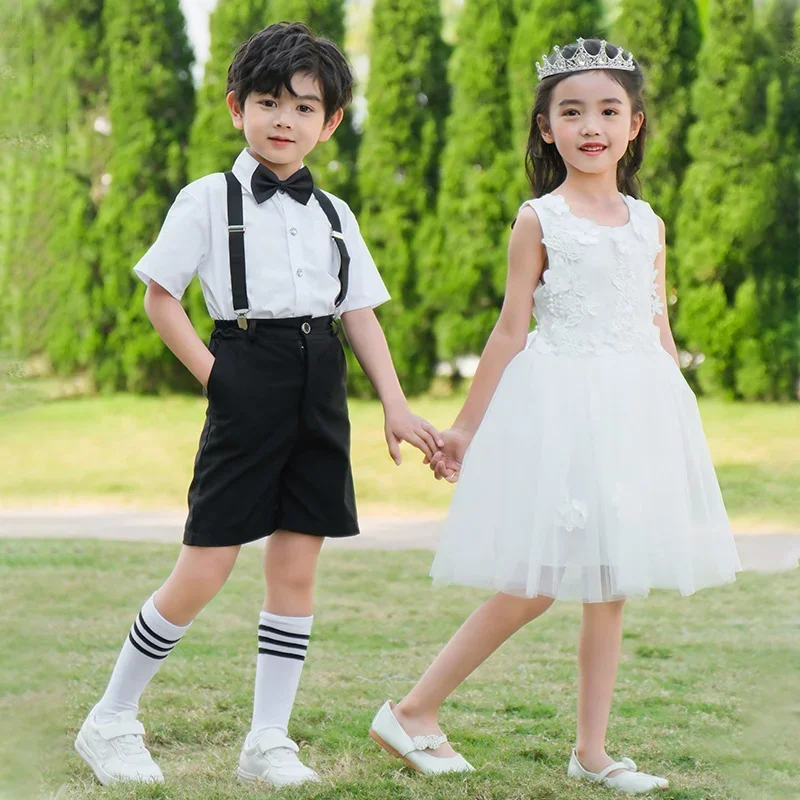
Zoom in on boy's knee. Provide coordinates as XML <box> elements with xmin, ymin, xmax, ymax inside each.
<box><xmin>268</xmin><ymin>562</ymin><xmax>315</xmax><ymax>595</ymax></box>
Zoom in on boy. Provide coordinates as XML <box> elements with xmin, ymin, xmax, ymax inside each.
<box><xmin>74</xmin><ymin>22</ymin><xmax>441</xmax><ymax>788</ymax></box>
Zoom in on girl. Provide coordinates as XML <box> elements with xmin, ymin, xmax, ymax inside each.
<box><xmin>368</xmin><ymin>38</ymin><xmax>741</xmax><ymax>794</ymax></box>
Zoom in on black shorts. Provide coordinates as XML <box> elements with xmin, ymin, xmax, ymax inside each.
<box><xmin>184</xmin><ymin>316</ymin><xmax>359</xmax><ymax>547</ymax></box>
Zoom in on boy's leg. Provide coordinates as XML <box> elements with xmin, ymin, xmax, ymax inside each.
<box><xmin>76</xmin><ymin>544</ymin><xmax>240</xmax><ymax>785</ymax></box>
<box><xmin>238</xmin><ymin>530</ymin><xmax>323</xmax><ymax>787</ymax></box>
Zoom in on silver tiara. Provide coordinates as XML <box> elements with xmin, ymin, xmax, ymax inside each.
<box><xmin>536</xmin><ymin>38</ymin><xmax>635</xmax><ymax>81</ymax></box>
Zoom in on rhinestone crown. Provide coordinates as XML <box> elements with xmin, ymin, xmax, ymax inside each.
<box><xmin>536</xmin><ymin>38</ymin><xmax>636</xmax><ymax>81</ymax></box>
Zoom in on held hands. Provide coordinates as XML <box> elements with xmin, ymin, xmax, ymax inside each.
<box><xmin>424</xmin><ymin>427</ymin><xmax>472</xmax><ymax>483</ymax></box>
<box><xmin>384</xmin><ymin>405</ymin><xmax>444</xmax><ymax>466</ymax></box>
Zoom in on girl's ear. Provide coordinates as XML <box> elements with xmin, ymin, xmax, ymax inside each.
<box><xmin>629</xmin><ymin>110</ymin><xmax>644</xmax><ymax>142</ymax></box>
<box><xmin>537</xmin><ymin>114</ymin><xmax>554</xmax><ymax>144</ymax></box>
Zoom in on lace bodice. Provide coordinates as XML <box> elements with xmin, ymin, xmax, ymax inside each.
<box><xmin>523</xmin><ymin>193</ymin><xmax>664</xmax><ymax>356</ymax></box>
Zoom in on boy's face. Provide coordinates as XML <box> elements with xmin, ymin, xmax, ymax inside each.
<box><xmin>227</xmin><ymin>72</ymin><xmax>343</xmax><ymax>179</ymax></box>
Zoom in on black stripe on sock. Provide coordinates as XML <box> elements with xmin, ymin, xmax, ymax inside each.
<box><xmin>258</xmin><ymin>635</ymin><xmax>307</xmax><ymax>651</ymax></box>
<box><xmin>132</xmin><ymin>620</ymin><xmax>174</xmax><ymax>653</ymax></box>
<box><xmin>138</xmin><ymin>612</ymin><xmax>181</xmax><ymax>646</ymax></box>
<box><xmin>258</xmin><ymin>624</ymin><xmax>310</xmax><ymax>641</ymax></box>
<box><xmin>258</xmin><ymin>648</ymin><xmax>306</xmax><ymax>661</ymax></box>
<box><xmin>128</xmin><ymin>632</ymin><xmax>170</xmax><ymax>660</ymax></box>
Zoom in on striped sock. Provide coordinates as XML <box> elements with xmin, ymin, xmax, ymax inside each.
<box><xmin>249</xmin><ymin>611</ymin><xmax>313</xmax><ymax>741</ymax></box>
<box><xmin>94</xmin><ymin>594</ymin><xmax>190</xmax><ymax>724</ymax></box>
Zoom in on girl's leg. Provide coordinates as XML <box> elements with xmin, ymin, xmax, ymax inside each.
<box><xmin>248</xmin><ymin>530</ymin><xmax>324</xmax><ymax>740</ymax></box>
<box><xmin>94</xmin><ymin>544</ymin><xmax>241</xmax><ymax>721</ymax></box>
<box><xmin>393</xmin><ymin>592</ymin><xmax>555</xmax><ymax>757</ymax></box>
<box><xmin>575</xmin><ymin>599</ymin><xmax>625</xmax><ymax>774</ymax></box>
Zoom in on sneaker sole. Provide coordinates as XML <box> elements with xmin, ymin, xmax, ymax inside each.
<box><xmin>237</xmin><ymin>767</ymin><xmax>320</xmax><ymax>787</ymax></box>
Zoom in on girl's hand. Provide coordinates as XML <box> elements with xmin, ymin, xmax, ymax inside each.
<box><xmin>426</xmin><ymin>428</ymin><xmax>472</xmax><ymax>483</ymax></box>
<box><xmin>384</xmin><ymin>407</ymin><xmax>443</xmax><ymax>465</ymax></box>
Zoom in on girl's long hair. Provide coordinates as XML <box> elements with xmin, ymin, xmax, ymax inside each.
<box><xmin>526</xmin><ymin>39</ymin><xmax>647</xmax><ymax>199</ymax></box>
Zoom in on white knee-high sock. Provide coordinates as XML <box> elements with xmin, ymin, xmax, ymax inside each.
<box><xmin>93</xmin><ymin>594</ymin><xmax>191</xmax><ymax>724</ymax></box>
<box><xmin>249</xmin><ymin>611</ymin><xmax>313</xmax><ymax>742</ymax></box>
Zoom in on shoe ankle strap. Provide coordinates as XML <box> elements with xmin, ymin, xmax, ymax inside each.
<box><xmin>99</xmin><ymin>718</ymin><xmax>145</xmax><ymax>740</ymax></box>
<box><xmin>597</xmin><ymin>757</ymin><xmax>637</xmax><ymax>780</ymax></box>
<box><xmin>252</xmin><ymin>729</ymin><xmax>299</xmax><ymax>754</ymax></box>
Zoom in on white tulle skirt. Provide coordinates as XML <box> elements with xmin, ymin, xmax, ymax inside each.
<box><xmin>430</xmin><ymin>345</ymin><xmax>741</xmax><ymax>603</ymax></box>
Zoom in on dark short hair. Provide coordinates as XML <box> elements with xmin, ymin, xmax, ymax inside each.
<box><xmin>226</xmin><ymin>22</ymin><xmax>354</xmax><ymax>120</ymax></box>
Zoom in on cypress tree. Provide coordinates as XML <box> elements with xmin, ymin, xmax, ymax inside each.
<box><xmin>424</xmin><ymin>0</ymin><xmax>516</xmax><ymax>367</ymax></box>
<box><xmin>736</xmin><ymin>0</ymin><xmax>800</xmax><ymax>399</ymax></box>
<box><xmin>187</xmin><ymin>0</ymin><xmax>270</xmax><ymax>182</ymax></box>
<box><xmin>614</xmin><ymin>0</ymin><xmax>701</xmax><ymax>234</ymax></box>
<box><xmin>266</xmin><ymin>0</ymin><xmax>358</xmax><ymax>202</ymax></box>
<box><xmin>34</xmin><ymin>0</ymin><xmax>107</xmax><ymax>375</ymax></box>
<box><xmin>509</xmin><ymin>0</ymin><xmax>603</xmax><ymax>154</ymax></box>
<box><xmin>674</xmin><ymin>0</ymin><xmax>783</xmax><ymax>398</ymax></box>
<box><xmin>92</xmin><ymin>0</ymin><xmax>195</xmax><ymax>391</ymax></box>
<box><xmin>355</xmin><ymin>0</ymin><xmax>448</xmax><ymax>396</ymax></box>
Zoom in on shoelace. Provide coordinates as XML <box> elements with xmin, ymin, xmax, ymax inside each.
<box><xmin>114</xmin><ymin>733</ymin><xmax>147</xmax><ymax>755</ymax></box>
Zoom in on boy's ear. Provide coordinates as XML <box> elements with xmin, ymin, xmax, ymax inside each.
<box><xmin>226</xmin><ymin>91</ymin><xmax>244</xmax><ymax>130</ymax></box>
<box><xmin>317</xmin><ymin>108</ymin><xmax>344</xmax><ymax>143</ymax></box>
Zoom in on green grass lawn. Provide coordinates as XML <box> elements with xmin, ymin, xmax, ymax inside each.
<box><xmin>1</xmin><ymin>539</ymin><xmax>797</xmax><ymax>800</ymax></box>
<box><xmin>0</xmin><ymin>392</ymin><xmax>798</xmax><ymax>529</ymax></box>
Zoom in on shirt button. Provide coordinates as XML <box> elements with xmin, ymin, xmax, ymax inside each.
<box><xmin>290</xmin><ymin>227</ymin><xmax>297</xmax><ymax>236</ymax></box>
<box><xmin>296</xmin><ymin>268</ymin><xmax>304</xmax><ymax>277</ymax></box>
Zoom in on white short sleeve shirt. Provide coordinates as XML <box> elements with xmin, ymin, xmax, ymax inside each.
<box><xmin>133</xmin><ymin>148</ymin><xmax>391</xmax><ymax>319</ymax></box>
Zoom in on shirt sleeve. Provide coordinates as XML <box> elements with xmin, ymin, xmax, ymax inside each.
<box><xmin>337</xmin><ymin>203</ymin><xmax>391</xmax><ymax>314</ymax></box>
<box><xmin>133</xmin><ymin>187</ymin><xmax>208</xmax><ymax>301</ymax></box>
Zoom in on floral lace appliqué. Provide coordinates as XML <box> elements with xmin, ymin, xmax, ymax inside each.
<box><xmin>558</xmin><ymin>495</ymin><xmax>589</xmax><ymax>532</ymax></box>
<box><xmin>528</xmin><ymin>194</ymin><xmax>664</xmax><ymax>356</ymax></box>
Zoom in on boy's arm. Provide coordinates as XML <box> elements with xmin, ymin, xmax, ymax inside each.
<box><xmin>144</xmin><ymin>281</ymin><xmax>214</xmax><ymax>386</ymax></box>
<box><xmin>340</xmin><ymin>307</ymin><xmax>442</xmax><ymax>464</ymax></box>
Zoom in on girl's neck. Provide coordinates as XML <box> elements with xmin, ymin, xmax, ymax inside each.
<box><xmin>558</xmin><ymin>168</ymin><xmax>620</xmax><ymax>204</ymax></box>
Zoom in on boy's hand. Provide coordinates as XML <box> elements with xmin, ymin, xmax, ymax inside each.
<box><xmin>384</xmin><ymin>407</ymin><xmax>443</xmax><ymax>465</ymax></box>
<box><xmin>426</xmin><ymin>427</ymin><xmax>472</xmax><ymax>483</ymax></box>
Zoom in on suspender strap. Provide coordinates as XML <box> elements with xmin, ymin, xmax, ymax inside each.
<box><xmin>225</xmin><ymin>171</ymin><xmax>249</xmax><ymax>329</ymax></box>
<box><xmin>313</xmin><ymin>187</ymin><xmax>350</xmax><ymax>307</ymax></box>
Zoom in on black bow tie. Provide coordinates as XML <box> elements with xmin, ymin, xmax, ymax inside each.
<box><xmin>251</xmin><ymin>164</ymin><xmax>314</xmax><ymax>206</ymax></box>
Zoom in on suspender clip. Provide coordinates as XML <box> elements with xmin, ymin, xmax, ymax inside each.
<box><xmin>235</xmin><ymin>311</ymin><xmax>249</xmax><ymax>331</ymax></box>
<box><xmin>331</xmin><ymin>231</ymin><xmax>345</xmax><ymax>241</ymax></box>
<box><xmin>228</xmin><ymin>224</ymin><xmax>245</xmax><ymax>233</ymax></box>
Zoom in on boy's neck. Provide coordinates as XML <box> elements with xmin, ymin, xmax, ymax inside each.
<box><xmin>247</xmin><ymin>147</ymin><xmax>305</xmax><ymax>181</ymax></box>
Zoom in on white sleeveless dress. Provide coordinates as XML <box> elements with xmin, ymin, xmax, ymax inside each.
<box><xmin>430</xmin><ymin>193</ymin><xmax>741</xmax><ymax>602</ymax></box>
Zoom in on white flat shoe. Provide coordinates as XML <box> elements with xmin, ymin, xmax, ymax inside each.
<box><xmin>369</xmin><ymin>700</ymin><xmax>474</xmax><ymax>775</ymax></box>
<box><xmin>568</xmin><ymin>749</ymin><xmax>669</xmax><ymax>794</ymax></box>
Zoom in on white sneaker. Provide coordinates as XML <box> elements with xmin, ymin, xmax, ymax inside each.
<box><xmin>237</xmin><ymin>729</ymin><xmax>320</xmax><ymax>788</ymax></box>
<box><xmin>568</xmin><ymin>749</ymin><xmax>669</xmax><ymax>794</ymax></box>
<box><xmin>369</xmin><ymin>700</ymin><xmax>474</xmax><ymax>775</ymax></box>
<box><xmin>74</xmin><ymin>710</ymin><xmax>164</xmax><ymax>786</ymax></box>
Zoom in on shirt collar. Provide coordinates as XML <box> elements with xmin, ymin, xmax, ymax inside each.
<box><xmin>231</xmin><ymin>148</ymin><xmax>308</xmax><ymax>197</ymax></box>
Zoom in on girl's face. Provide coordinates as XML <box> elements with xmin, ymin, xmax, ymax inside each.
<box><xmin>538</xmin><ymin>70</ymin><xmax>643</xmax><ymax>178</ymax></box>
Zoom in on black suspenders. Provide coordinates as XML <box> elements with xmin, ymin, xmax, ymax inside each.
<box><xmin>224</xmin><ymin>171</ymin><xmax>350</xmax><ymax>330</ymax></box>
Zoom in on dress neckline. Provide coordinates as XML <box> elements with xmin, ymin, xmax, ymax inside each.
<box><xmin>549</xmin><ymin>192</ymin><xmax>632</xmax><ymax>230</ymax></box>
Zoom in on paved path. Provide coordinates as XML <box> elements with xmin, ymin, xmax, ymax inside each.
<box><xmin>1</xmin><ymin>509</ymin><xmax>798</xmax><ymax>573</ymax></box>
